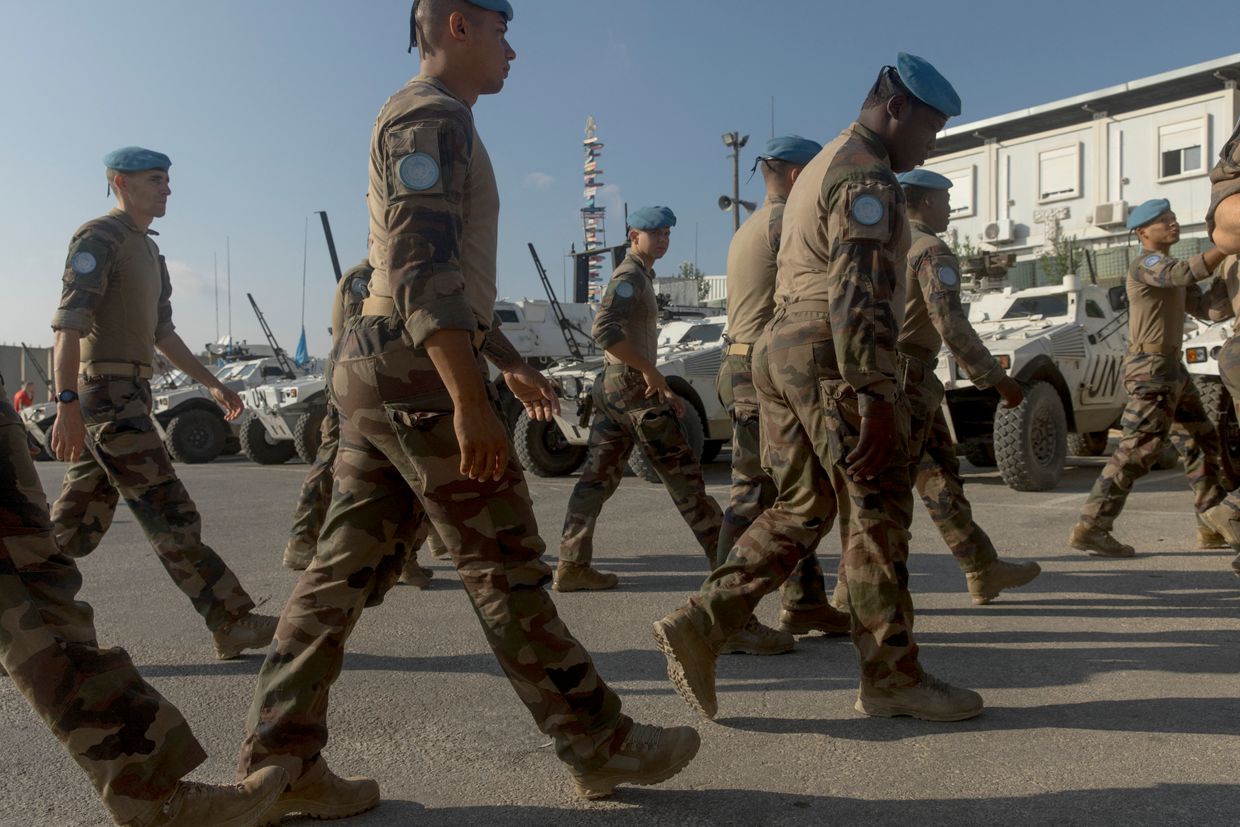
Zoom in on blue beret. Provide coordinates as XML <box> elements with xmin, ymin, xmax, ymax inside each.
<box><xmin>103</xmin><ymin>146</ymin><xmax>171</xmax><ymax>173</ymax></box>
<box><xmin>628</xmin><ymin>206</ymin><xmax>677</xmax><ymax>231</ymax></box>
<box><xmin>897</xmin><ymin>169</ymin><xmax>953</xmax><ymax>190</ymax></box>
<box><xmin>896</xmin><ymin>52</ymin><xmax>961</xmax><ymax>118</ymax></box>
<box><xmin>410</xmin><ymin>0</ymin><xmax>512</xmax><ymax>47</ymax></box>
<box><xmin>756</xmin><ymin>135</ymin><xmax>822</xmax><ymax>167</ymax></box>
<box><xmin>1126</xmin><ymin>198</ymin><xmax>1171</xmax><ymax>231</ymax></box>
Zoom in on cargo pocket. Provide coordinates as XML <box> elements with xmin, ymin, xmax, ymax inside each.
<box><xmin>819</xmin><ymin>378</ymin><xmax>861</xmax><ymax>466</ymax></box>
<box><xmin>1124</xmin><ymin>389</ymin><xmax>1174</xmax><ymax>436</ymax></box>
<box><xmin>382</xmin><ymin>402</ymin><xmax>455</xmax><ymax>489</ymax></box>
<box><xmin>630</xmin><ymin>404</ymin><xmax>687</xmax><ymax>460</ymax></box>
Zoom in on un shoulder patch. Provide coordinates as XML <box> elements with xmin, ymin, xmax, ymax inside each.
<box><xmin>1143</xmin><ymin>254</ymin><xmax>1163</xmax><ymax>268</ymax></box>
<box><xmin>937</xmin><ymin>265</ymin><xmax>959</xmax><ymax>287</ymax></box>
<box><xmin>71</xmin><ymin>251</ymin><xmax>97</xmax><ymax>275</ymax></box>
<box><xmin>615</xmin><ymin>281</ymin><xmax>635</xmax><ymax>299</ymax></box>
<box><xmin>398</xmin><ymin>152</ymin><xmax>441</xmax><ymax>191</ymax></box>
<box><xmin>851</xmin><ymin>194</ymin><xmax>885</xmax><ymax>226</ymax></box>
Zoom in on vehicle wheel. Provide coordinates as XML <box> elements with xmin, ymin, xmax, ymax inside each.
<box><xmin>27</xmin><ymin>431</ymin><xmax>52</xmax><ymax>462</ymax></box>
<box><xmin>962</xmin><ymin>440</ymin><xmax>996</xmax><ymax>468</ymax></box>
<box><xmin>994</xmin><ymin>380</ymin><xmax>1067</xmax><ymax>492</ymax></box>
<box><xmin>628</xmin><ymin>396</ymin><xmax>704</xmax><ymax>484</ymax></box>
<box><xmin>513</xmin><ymin>413</ymin><xmax>586</xmax><ymax>477</ymax></box>
<box><xmin>1195</xmin><ymin>377</ymin><xmax>1240</xmax><ymax>489</ymax></box>
<box><xmin>1066</xmin><ymin>430</ymin><xmax>1109</xmax><ymax>457</ymax></box>
<box><xmin>239</xmin><ymin>412</ymin><xmax>295</xmax><ymax>465</ymax></box>
<box><xmin>164</xmin><ymin>409</ymin><xmax>227</xmax><ymax>464</ymax></box>
<box><xmin>293</xmin><ymin>406</ymin><xmax>326</xmax><ymax>464</ymax></box>
<box><xmin>700</xmin><ymin>439</ymin><xmax>725</xmax><ymax>464</ymax></box>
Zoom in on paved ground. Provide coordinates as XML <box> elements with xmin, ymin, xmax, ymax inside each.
<box><xmin>2</xmin><ymin>452</ymin><xmax>1238</xmax><ymax>826</ymax></box>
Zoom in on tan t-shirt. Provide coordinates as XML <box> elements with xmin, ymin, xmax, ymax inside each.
<box><xmin>1126</xmin><ymin>249</ymin><xmax>1214</xmax><ymax>352</ymax></box>
<box><xmin>593</xmin><ymin>253</ymin><xmax>659</xmax><ymax>366</ymax></box>
<box><xmin>725</xmin><ymin>196</ymin><xmax>785</xmax><ymax>345</ymax></box>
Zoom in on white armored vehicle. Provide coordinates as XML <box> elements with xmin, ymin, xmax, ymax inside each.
<box><xmin>516</xmin><ymin>315</ymin><xmax>731</xmax><ymax>482</ymax></box>
<box><xmin>1183</xmin><ymin>320</ymin><xmax>1240</xmax><ymax>486</ymax></box>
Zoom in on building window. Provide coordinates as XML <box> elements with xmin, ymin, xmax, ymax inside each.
<box><xmin>1038</xmin><ymin>144</ymin><xmax>1081</xmax><ymax>203</ymax></box>
<box><xmin>1158</xmin><ymin>118</ymin><xmax>1207</xmax><ymax>180</ymax></box>
<box><xmin>943</xmin><ymin>166</ymin><xmax>976</xmax><ymax>219</ymax></box>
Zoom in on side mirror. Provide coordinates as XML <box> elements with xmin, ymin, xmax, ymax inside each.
<box><xmin>1107</xmin><ymin>285</ymin><xmax>1128</xmax><ymax>312</ymax></box>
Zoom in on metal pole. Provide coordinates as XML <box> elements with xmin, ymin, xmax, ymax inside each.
<box><xmin>731</xmin><ymin>138</ymin><xmax>741</xmax><ymax>233</ymax></box>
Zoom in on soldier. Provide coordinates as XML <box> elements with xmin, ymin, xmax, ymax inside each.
<box><xmin>894</xmin><ymin>168</ymin><xmax>1042</xmax><ymax>603</ymax></box>
<box><xmin>1207</xmin><ymin>119</ymin><xmax>1240</xmax><ymax>256</ymax></box>
<box><xmin>655</xmin><ymin>54</ymin><xmax>986</xmax><ymax>724</ymax></box>
<box><xmin>714</xmin><ymin>135</ymin><xmax>849</xmax><ymax>654</ymax></box>
<box><xmin>236</xmin><ymin>3</ymin><xmax>699</xmax><ymax>821</ymax></box>
<box><xmin>0</xmin><ymin>377</ymin><xmax>288</xmax><ymax>825</ymax></box>
<box><xmin>554</xmin><ymin>206</ymin><xmax>724</xmax><ymax>592</ymax></box>
<box><xmin>48</xmin><ymin>147</ymin><xmax>277</xmax><ymax>661</ymax></box>
<box><xmin>1199</xmin><ymin>252</ymin><xmax>1240</xmax><ymax>577</ymax></box>
<box><xmin>1070</xmin><ymin>198</ymin><xmax>1229</xmax><ymax>558</ymax></box>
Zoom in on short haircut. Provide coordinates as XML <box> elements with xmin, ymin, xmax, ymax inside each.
<box><xmin>901</xmin><ymin>184</ymin><xmax>935</xmax><ymax>207</ymax></box>
<box><xmin>863</xmin><ymin>66</ymin><xmax>916</xmax><ymax>111</ymax></box>
<box><xmin>415</xmin><ymin>0</ymin><xmax>483</xmax><ymax>54</ymax></box>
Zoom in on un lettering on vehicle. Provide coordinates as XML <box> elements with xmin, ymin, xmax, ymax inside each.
<box><xmin>1082</xmin><ymin>354</ymin><xmax>1122</xmax><ymax>401</ymax></box>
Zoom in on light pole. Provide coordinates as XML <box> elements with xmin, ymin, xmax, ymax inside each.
<box><xmin>718</xmin><ymin>131</ymin><xmax>754</xmax><ymax>233</ymax></box>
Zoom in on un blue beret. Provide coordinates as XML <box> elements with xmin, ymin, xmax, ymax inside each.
<box><xmin>1126</xmin><ymin>198</ymin><xmax>1171</xmax><ymax>231</ymax></box>
<box><xmin>410</xmin><ymin>0</ymin><xmax>513</xmax><ymax>47</ymax></box>
<box><xmin>896</xmin><ymin>52</ymin><xmax>961</xmax><ymax>118</ymax></box>
<box><xmin>897</xmin><ymin>169</ymin><xmax>953</xmax><ymax>190</ymax></box>
<box><xmin>103</xmin><ymin>146</ymin><xmax>171</xmax><ymax>173</ymax></box>
<box><xmin>756</xmin><ymin>135</ymin><xmax>822</xmax><ymax>167</ymax></box>
<box><xmin>628</xmin><ymin>206</ymin><xmax>677</xmax><ymax>231</ymax></box>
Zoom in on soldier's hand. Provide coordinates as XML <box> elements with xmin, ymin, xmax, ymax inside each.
<box><xmin>503</xmin><ymin>363</ymin><xmax>561</xmax><ymax>422</ymax></box>
<box><xmin>996</xmin><ymin>376</ymin><xmax>1024</xmax><ymax>409</ymax></box>
<box><xmin>642</xmin><ymin>369</ymin><xmax>684</xmax><ymax>417</ymax></box>
<box><xmin>51</xmin><ymin>404</ymin><xmax>87</xmax><ymax>463</ymax></box>
<box><xmin>210</xmin><ymin>384</ymin><xmax>245</xmax><ymax>421</ymax></box>
<box><xmin>455</xmin><ymin>406</ymin><xmax>510</xmax><ymax>483</ymax></box>
<box><xmin>846</xmin><ymin>407</ymin><xmax>896</xmax><ymax>482</ymax></box>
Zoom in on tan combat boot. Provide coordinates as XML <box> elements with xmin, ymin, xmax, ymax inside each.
<box><xmin>652</xmin><ymin>606</ymin><xmax>718</xmax><ymax>719</ymax></box>
<box><xmin>140</xmin><ymin>766</ymin><xmax>288</xmax><ymax>827</ymax></box>
<box><xmin>778</xmin><ymin>604</ymin><xmax>851</xmax><ymax>636</ymax></box>
<box><xmin>259</xmin><ymin>760</ymin><xmax>380</xmax><ymax>826</ymax></box>
<box><xmin>281</xmin><ymin>539</ymin><xmax>314</xmax><ymax>571</ymax></box>
<box><xmin>1199</xmin><ymin>503</ymin><xmax>1240</xmax><ymax>549</ymax></box>
<box><xmin>720</xmin><ymin>616</ymin><xmax>795</xmax><ymax>655</ymax></box>
<box><xmin>966</xmin><ymin>558</ymin><xmax>1042</xmax><ymax>605</ymax></box>
<box><xmin>1068</xmin><ymin>523</ymin><xmax>1134</xmax><ymax>558</ymax></box>
<box><xmin>570</xmin><ymin>721</ymin><xmax>701</xmax><ymax>800</ymax></box>
<box><xmin>552</xmin><ymin>561</ymin><xmax>618</xmax><ymax>592</ymax></box>
<box><xmin>212</xmin><ymin>612</ymin><xmax>279</xmax><ymax>660</ymax></box>
<box><xmin>1198</xmin><ymin>525</ymin><xmax>1228</xmax><ymax>549</ymax></box>
<box><xmin>398</xmin><ymin>562</ymin><xmax>434</xmax><ymax>590</ymax></box>
<box><xmin>855</xmin><ymin>673</ymin><xmax>983</xmax><ymax>722</ymax></box>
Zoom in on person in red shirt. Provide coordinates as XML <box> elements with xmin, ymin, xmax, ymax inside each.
<box><xmin>12</xmin><ymin>381</ymin><xmax>35</xmax><ymax>412</ymax></box>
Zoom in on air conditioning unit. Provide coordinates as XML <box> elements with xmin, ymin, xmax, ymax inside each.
<box><xmin>1091</xmin><ymin>200</ymin><xmax>1128</xmax><ymax>228</ymax></box>
<box><xmin>982</xmin><ymin>219</ymin><xmax>1016</xmax><ymax>244</ymax></box>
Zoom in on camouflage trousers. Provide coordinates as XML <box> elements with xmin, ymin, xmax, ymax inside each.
<box><xmin>50</xmin><ymin>376</ymin><xmax>254</xmax><ymax>631</ymax></box>
<box><xmin>693</xmin><ymin>314</ymin><xmax>922</xmax><ymax>688</ymax></box>
<box><xmin>560</xmin><ymin>364</ymin><xmax>722</xmax><ymax>566</ymax></box>
<box><xmin>0</xmin><ymin>396</ymin><xmax>205</xmax><ymax>826</ymax></box>
<box><xmin>1206</xmin><ymin>336</ymin><xmax>1240</xmax><ymax>519</ymax></box>
<box><xmin>284</xmin><ymin>403</ymin><xmax>444</xmax><ymax>569</ymax></box>
<box><xmin>903</xmin><ymin>356</ymin><xmax>998</xmax><ymax>574</ymax></box>
<box><xmin>1079</xmin><ymin>357</ymin><xmax>1225</xmax><ymax>531</ymax></box>
<box><xmin>714</xmin><ymin>351</ymin><xmax>828</xmax><ymax>608</ymax></box>
<box><xmin>239</xmin><ymin>316</ymin><xmax>626</xmax><ymax>783</ymax></box>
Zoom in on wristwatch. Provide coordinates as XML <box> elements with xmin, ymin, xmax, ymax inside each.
<box><xmin>57</xmin><ymin>389</ymin><xmax>79</xmax><ymax>404</ymax></box>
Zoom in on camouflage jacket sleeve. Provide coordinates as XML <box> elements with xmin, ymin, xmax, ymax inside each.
<box><xmin>1185</xmin><ymin>277</ymin><xmax>1233</xmax><ymax>322</ymax></box>
<box><xmin>1207</xmin><ymin>122</ymin><xmax>1240</xmax><ymax>236</ymax></box>
<box><xmin>49</xmin><ymin>220</ymin><xmax>122</xmax><ymax>334</ymax></box>
<box><xmin>376</xmin><ymin>106</ymin><xmax>478</xmax><ymax>347</ymax></box>
<box><xmin>826</xmin><ymin>175</ymin><xmax>903</xmax><ymax>410</ymax></box>
<box><xmin>592</xmin><ymin>271</ymin><xmax>645</xmax><ymax>350</ymax></box>
<box><xmin>481</xmin><ymin>313</ymin><xmax>524</xmax><ymax>371</ymax></box>
<box><xmin>918</xmin><ymin>242</ymin><xmax>1005</xmax><ymax>388</ymax></box>
<box><xmin>154</xmin><ymin>254</ymin><xmax>176</xmax><ymax>341</ymax></box>
<box><xmin>1130</xmin><ymin>252</ymin><xmax>1214</xmax><ymax>287</ymax></box>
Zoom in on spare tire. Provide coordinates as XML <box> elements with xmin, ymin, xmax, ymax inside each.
<box><xmin>628</xmin><ymin>397</ymin><xmax>705</xmax><ymax>484</ymax></box>
<box><xmin>164</xmin><ymin>409</ymin><xmax>227</xmax><ymax>464</ymax></box>
<box><xmin>514</xmin><ymin>413</ymin><xmax>586</xmax><ymax>477</ymax></box>
<box><xmin>239</xmin><ymin>412</ymin><xmax>295</xmax><ymax>465</ymax></box>
<box><xmin>293</xmin><ymin>406</ymin><xmax>326</xmax><ymax>465</ymax></box>
<box><xmin>994</xmin><ymin>380</ymin><xmax>1067</xmax><ymax>492</ymax></box>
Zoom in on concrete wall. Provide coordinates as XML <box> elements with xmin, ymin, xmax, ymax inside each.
<box><xmin>0</xmin><ymin>344</ymin><xmax>54</xmax><ymax>403</ymax></box>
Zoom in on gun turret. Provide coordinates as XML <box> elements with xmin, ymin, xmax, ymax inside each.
<box><xmin>962</xmin><ymin>252</ymin><xmax>1016</xmax><ymax>293</ymax></box>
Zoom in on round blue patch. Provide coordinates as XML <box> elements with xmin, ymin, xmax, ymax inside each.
<box><xmin>1143</xmin><ymin>254</ymin><xmax>1163</xmax><ymax>268</ymax></box>
<box><xmin>71</xmin><ymin>251</ymin><xmax>97</xmax><ymax>275</ymax></box>
<box><xmin>851</xmin><ymin>194</ymin><xmax>885</xmax><ymax>226</ymax></box>
<box><xmin>615</xmin><ymin>281</ymin><xmax>635</xmax><ymax>299</ymax></box>
<box><xmin>398</xmin><ymin>153</ymin><xmax>440</xmax><ymax>191</ymax></box>
<box><xmin>937</xmin><ymin>265</ymin><xmax>959</xmax><ymax>287</ymax></box>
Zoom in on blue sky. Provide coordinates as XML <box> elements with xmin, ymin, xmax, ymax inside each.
<box><xmin>3</xmin><ymin>0</ymin><xmax>1238</xmax><ymax>358</ymax></box>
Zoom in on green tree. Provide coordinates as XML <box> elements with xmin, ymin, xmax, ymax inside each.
<box><xmin>1038</xmin><ymin>234</ymin><xmax>1078</xmax><ymax>285</ymax></box>
<box><xmin>677</xmin><ymin>260</ymin><xmax>709</xmax><ymax>301</ymax></box>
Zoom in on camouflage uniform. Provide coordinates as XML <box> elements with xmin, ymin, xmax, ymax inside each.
<box><xmin>1206</xmin><ymin>120</ymin><xmax>1240</xmax><ymax>240</ymax></box>
<box><xmin>559</xmin><ymin>252</ymin><xmax>723</xmax><ymax>567</ymax></box>
<box><xmin>0</xmin><ymin>387</ymin><xmax>206</xmax><ymax>826</ymax></box>
<box><xmin>900</xmin><ymin>222</ymin><xmax>1007</xmax><ymax>573</ymax></box>
<box><xmin>49</xmin><ymin>210</ymin><xmax>256</xmax><ymax>632</ymax></box>
<box><xmin>1078</xmin><ymin>249</ymin><xmax>1228</xmax><ymax>531</ymax></box>
<box><xmin>715</xmin><ymin>194</ymin><xmax>827</xmax><ymax>607</ymax></box>
<box><xmin>692</xmin><ymin>122</ymin><xmax>924</xmax><ymax>687</ymax></box>
<box><xmin>239</xmin><ymin>75</ymin><xmax>630</xmax><ymax>784</ymax></box>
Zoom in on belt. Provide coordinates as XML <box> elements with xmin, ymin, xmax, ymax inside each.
<box><xmin>1127</xmin><ymin>343</ymin><xmax>1178</xmax><ymax>356</ymax></box>
<box><xmin>80</xmin><ymin>361</ymin><xmax>153</xmax><ymax>379</ymax></box>
<box><xmin>780</xmin><ymin>299</ymin><xmax>833</xmax><ymax>314</ymax></box>
<box><xmin>896</xmin><ymin>342</ymin><xmax>938</xmax><ymax>365</ymax></box>
<box><xmin>360</xmin><ymin>296</ymin><xmax>486</xmax><ymax>349</ymax></box>
<box><xmin>726</xmin><ymin>343</ymin><xmax>753</xmax><ymax>356</ymax></box>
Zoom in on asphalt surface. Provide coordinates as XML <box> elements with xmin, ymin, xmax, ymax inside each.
<box><xmin>2</xmin><ymin>452</ymin><xmax>1238</xmax><ymax>826</ymax></box>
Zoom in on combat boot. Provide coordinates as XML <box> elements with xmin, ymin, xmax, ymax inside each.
<box><xmin>138</xmin><ymin>766</ymin><xmax>288</xmax><ymax>827</ymax></box>
<box><xmin>965</xmin><ymin>558</ymin><xmax>1042</xmax><ymax>605</ymax></box>
<box><xmin>778</xmin><ymin>604</ymin><xmax>851</xmax><ymax>636</ymax></box>
<box><xmin>1198</xmin><ymin>525</ymin><xmax>1228</xmax><ymax>549</ymax></box>
<box><xmin>570</xmin><ymin>721</ymin><xmax>701</xmax><ymax>800</ymax></box>
<box><xmin>258</xmin><ymin>760</ymin><xmax>380</xmax><ymax>826</ymax></box>
<box><xmin>855</xmin><ymin>673</ymin><xmax>983</xmax><ymax>722</ymax></box>
<box><xmin>720</xmin><ymin>616</ymin><xmax>795</xmax><ymax>655</ymax></box>
<box><xmin>212</xmin><ymin>612</ymin><xmax>279</xmax><ymax>660</ymax></box>
<box><xmin>1199</xmin><ymin>503</ymin><xmax>1240</xmax><ymax>548</ymax></box>
<box><xmin>553</xmin><ymin>561</ymin><xmax>618</xmax><ymax>592</ymax></box>
<box><xmin>281</xmin><ymin>539</ymin><xmax>315</xmax><ymax>571</ymax></box>
<box><xmin>398</xmin><ymin>562</ymin><xmax>434</xmax><ymax>590</ymax></box>
<box><xmin>652</xmin><ymin>606</ymin><xmax>718</xmax><ymax>719</ymax></box>
<box><xmin>1068</xmin><ymin>523</ymin><xmax>1134</xmax><ymax>558</ymax></box>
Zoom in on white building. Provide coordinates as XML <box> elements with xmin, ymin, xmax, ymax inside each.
<box><xmin>923</xmin><ymin>53</ymin><xmax>1240</xmax><ymax>286</ymax></box>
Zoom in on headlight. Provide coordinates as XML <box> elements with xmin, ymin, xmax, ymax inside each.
<box><xmin>283</xmin><ymin>388</ymin><xmax>299</xmax><ymax>401</ymax></box>
<box><xmin>1185</xmin><ymin>347</ymin><xmax>1208</xmax><ymax>364</ymax></box>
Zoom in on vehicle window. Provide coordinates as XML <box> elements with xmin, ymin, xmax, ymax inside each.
<box><xmin>496</xmin><ymin>309</ymin><xmax>520</xmax><ymax>324</ymax></box>
<box><xmin>1084</xmin><ymin>300</ymin><xmax>1105</xmax><ymax>319</ymax></box>
<box><xmin>677</xmin><ymin>323</ymin><xmax>724</xmax><ymax>344</ymax></box>
<box><xmin>1002</xmin><ymin>295</ymin><xmax>1068</xmax><ymax>319</ymax></box>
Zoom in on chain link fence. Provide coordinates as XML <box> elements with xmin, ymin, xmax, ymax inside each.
<box><xmin>1006</xmin><ymin>235</ymin><xmax>1213</xmax><ymax>291</ymax></box>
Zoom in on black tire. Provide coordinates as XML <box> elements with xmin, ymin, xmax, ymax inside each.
<box><xmin>27</xmin><ymin>431</ymin><xmax>52</xmax><ymax>462</ymax></box>
<box><xmin>962</xmin><ymin>440</ymin><xmax>996</xmax><ymax>468</ymax></box>
<box><xmin>513</xmin><ymin>413</ymin><xmax>586</xmax><ymax>477</ymax></box>
<box><xmin>239</xmin><ymin>412</ymin><xmax>295</xmax><ymax>465</ymax></box>
<box><xmin>994</xmin><ymin>380</ymin><xmax>1067</xmax><ymax>492</ymax></box>
<box><xmin>164</xmin><ymin>409</ymin><xmax>227</xmax><ymax>464</ymax></box>
<box><xmin>700</xmin><ymin>439</ymin><xmax>725</xmax><ymax>464</ymax></box>
<box><xmin>628</xmin><ymin>397</ymin><xmax>705</xmax><ymax>484</ymax></box>
<box><xmin>1066</xmin><ymin>430</ymin><xmax>1109</xmax><ymax>457</ymax></box>
<box><xmin>1196</xmin><ymin>377</ymin><xmax>1240</xmax><ymax>489</ymax></box>
<box><xmin>293</xmin><ymin>406</ymin><xmax>325</xmax><ymax>465</ymax></box>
